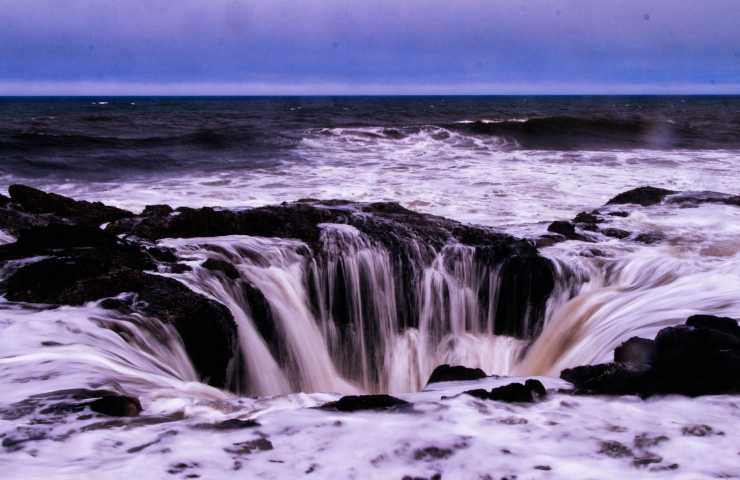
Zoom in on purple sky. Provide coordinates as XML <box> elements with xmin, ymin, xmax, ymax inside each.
<box><xmin>1</xmin><ymin>0</ymin><xmax>739</xmax><ymax>94</ymax></box>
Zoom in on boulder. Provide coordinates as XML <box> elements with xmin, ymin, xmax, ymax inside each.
<box><xmin>685</xmin><ymin>314</ymin><xmax>740</xmax><ymax>338</ymax></box>
<box><xmin>320</xmin><ymin>394</ymin><xmax>410</xmax><ymax>412</ymax></box>
<box><xmin>606</xmin><ymin>186</ymin><xmax>676</xmax><ymax>207</ymax></box>
<box><xmin>463</xmin><ymin>379</ymin><xmax>547</xmax><ymax>403</ymax></box>
<box><xmin>560</xmin><ymin>363</ymin><xmax>655</xmax><ymax>396</ymax></box>
<box><xmin>614</xmin><ymin>337</ymin><xmax>656</xmax><ymax>367</ymax></box>
<box><xmin>426</xmin><ymin>364</ymin><xmax>487</xmax><ymax>385</ymax></box>
<box><xmin>562</xmin><ymin>315</ymin><xmax>740</xmax><ymax>397</ymax></box>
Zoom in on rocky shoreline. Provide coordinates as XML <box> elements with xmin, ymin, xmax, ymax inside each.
<box><xmin>1</xmin><ymin>184</ymin><xmax>739</xmax><ymax>403</ymax></box>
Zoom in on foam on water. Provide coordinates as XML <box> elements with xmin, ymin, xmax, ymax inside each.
<box><xmin>5</xmin><ymin>144</ymin><xmax>736</xmax><ymax>229</ymax></box>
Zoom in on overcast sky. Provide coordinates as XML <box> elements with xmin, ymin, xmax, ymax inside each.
<box><xmin>1</xmin><ymin>0</ymin><xmax>739</xmax><ymax>94</ymax></box>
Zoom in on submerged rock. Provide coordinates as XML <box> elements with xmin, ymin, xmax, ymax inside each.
<box><xmin>427</xmin><ymin>364</ymin><xmax>487</xmax><ymax>385</ymax></box>
<box><xmin>321</xmin><ymin>394</ymin><xmax>410</xmax><ymax>412</ymax></box>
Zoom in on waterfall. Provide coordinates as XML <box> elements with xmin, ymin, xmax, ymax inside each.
<box><xmin>161</xmin><ymin>224</ymin><xmax>530</xmax><ymax>395</ymax></box>
<box><xmin>161</xmin><ymin>220</ymin><xmax>740</xmax><ymax>397</ymax></box>
<box><xmin>516</xmin><ymin>246</ymin><xmax>740</xmax><ymax>375</ymax></box>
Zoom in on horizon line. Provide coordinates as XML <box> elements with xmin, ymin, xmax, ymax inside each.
<box><xmin>1</xmin><ymin>81</ymin><xmax>740</xmax><ymax>97</ymax></box>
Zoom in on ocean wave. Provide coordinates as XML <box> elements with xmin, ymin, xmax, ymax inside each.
<box><xmin>446</xmin><ymin>115</ymin><xmax>740</xmax><ymax>149</ymax></box>
<box><xmin>0</xmin><ymin>128</ymin><xmax>298</xmax><ymax>153</ymax></box>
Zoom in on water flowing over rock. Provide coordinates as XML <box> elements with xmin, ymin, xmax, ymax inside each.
<box><xmin>0</xmin><ymin>185</ymin><xmax>555</xmax><ymax>396</ymax></box>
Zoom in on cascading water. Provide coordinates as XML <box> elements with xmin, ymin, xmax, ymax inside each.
<box><xmin>157</xmin><ymin>201</ymin><xmax>740</xmax><ymax>397</ymax></box>
<box><xmin>162</xmin><ymin>224</ymin><xmax>531</xmax><ymax>395</ymax></box>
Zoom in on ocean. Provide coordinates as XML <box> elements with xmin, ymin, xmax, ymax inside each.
<box><xmin>2</xmin><ymin>95</ymin><xmax>739</xmax><ymax>228</ymax></box>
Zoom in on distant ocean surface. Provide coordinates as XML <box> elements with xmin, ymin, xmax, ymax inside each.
<box><xmin>1</xmin><ymin>95</ymin><xmax>739</xmax><ymax>230</ymax></box>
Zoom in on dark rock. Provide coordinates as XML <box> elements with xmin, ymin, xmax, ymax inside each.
<box><xmin>598</xmin><ymin>440</ymin><xmax>634</xmax><ymax>458</ymax></box>
<box><xmin>685</xmin><ymin>314</ymin><xmax>740</xmax><ymax>338</ymax></box>
<box><xmin>8</xmin><ymin>184</ymin><xmax>132</xmax><ymax>225</ymax></box>
<box><xmin>607</xmin><ymin>186</ymin><xmax>676</xmax><ymax>206</ymax></box>
<box><xmin>142</xmin><ymin>204</ymin><xmax>173</xmax><ymax>217</ymax></box>
<box><xmin>547</xmin><ymin>221</ymin><xmax>577</xmax><ymax>237</ymax></box>
<box><xmin>426</xmin><ymin>364</ymin><xmax>486</xmax><ymax>385</ymax></box>
<box><xmin>89</xmin><ymin>395</ymin><xmax>142</xmax><ymax>417</ymax></box>
<box><xmin>224</xmin><ymin>438</ymin><xmax>274</xmax><ymax>455</ymax></box>
<box><xmin>563</xmin><ymin>315</ymin><xmax>740</xmax><ymax>397</ymax></box>
<box><xmin>146</xmin><ymin>246</ymin><xmax>178</xmax><ymax>263</ymax></box>
<box><xmin>535</xmin><ymin>234</ymin><xmax>565</xmax><ymax>248</ymax></box>
<box><xmin>320</xmin><ymin>394</ymin><xmax>410</xmax><ymax>412</ymax></box>
<box><xmin>601</xmin><ymin>228</ymin><xmax>631</xmax><ymax>239</ymax></box>
<box><xmin>608</xmin><ymin>210</ymin><xmax>630</xmax><ymax>217</ymax></box>
<box><xmin>614</xmin><ymin>337</ymin><xmax>656</xmax><ymax>367</ymax></box>
<box><xmin>634</xmin><ymin>231</ymin><xmax>665</xmax><ymax>244</ymax></box>
<box><xmin>653</xmin><ymin>324</ymin><xmax>740</xmax><ymax>396</ymax></box>
<box><xmin>573</xmin><ymin>211</ymin><xmax>601</xmax><ymax>225</ymax></box>
<box><xmin>463</xmin><ymin>379</ymin><xmax>546</xmax><ymax>403</ymax></box>
<box><xmin>560</xmin><ymin>363</ymin><xmax>655</xmax><ymax>396</ymax></box>
<box><xmin>193</xmin><ymin>418</ymin><xmax>260</xmax><ymax>430</ymax></box>
<box><xmin>202</xmin><ymin>258</ymin><xmax>240</xmax><ymax>279</ymax></box>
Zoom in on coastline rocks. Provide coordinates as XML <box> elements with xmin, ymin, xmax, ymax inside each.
<box><xmin>108</xmin><ymin>194</ymin><xmax>555</xmax><ymax>339</ymax></box>
<box><xmin>561</xmin><ymin>314</ymin><xmax>740</xmax><ymax>397</ymax></box>
<box><xmin>464</xmin><ymin>379</ymin><xmax>547</xmax><ymax>403</ymax></box>
<box><xmin>7</xmin><ymin>184</ymin><xmax>132</xmax><ymax>225</ymax></box>
<box><xmin>320</xmin><ymin>394</ymin><xmax>410</xmax><ymax>412</ymax></box>
<box><xmin>426</xmin><ymin>364</ymin><xmax>487</xmax><ymax>385</ymax></box>
<box><xmin>540</xmin><ymin>185</ymin><xmax>740</xmax><ymax>248</ymax></box>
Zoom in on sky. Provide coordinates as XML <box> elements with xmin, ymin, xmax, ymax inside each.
<box><xmin>1</xmin><ymin>0</ymin><xmax>739</xmax><ymax>95</ymax></box>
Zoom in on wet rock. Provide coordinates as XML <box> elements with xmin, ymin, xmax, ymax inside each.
<box><xmin>680</xmin><ymin>424</ymin><xmax>721</xmax><ymax>437</ymax></box>
<box><xmin>142</xmin><ymin>204</ymin><xmax>173</xmax><ymax>217</ymax></box>
<box><xmin>194</xmin><ymin>418</ymin><xmax>260</xmax><ymax>430</ymax></box>
<box><xmin>202</xmin><ymin>258</ymin><xmax>240</xmax><ymax>279</ymax></box>
<box><xmin>614</xmin><ymin>337</ymin><xmax>656</xmax><ymax>367</ymax></box>
<box><xmin>653</xmin><ymin>323</ymin><xmax>740</xmax><ymax>396</ymax></box>
<box><xmin>535</xmin><ymin>234</ymin><xmax>564</xmax><ymax>248</ymax></box>
<box><xmin>598</xmin><ymin>440</ymin><xmax>634</xmax><ymax>458</ymax></box>
<box><xmin>561</xmin><ymin>363</ymin><xmax>655</xmax><ymax>396</ymax></box>
<box><xmin>547</xmin><ymin>220</ymin><xmax>588</xmax><ymax>241</ymax></box>
<box><xmin>89</xmin><ymin>395</ymin><xmax>142</xmax><ymax>417</ymax></box>
<box><xmin>413</xmin><ymin>446</ymin><xmax>454</xmax><ymax>460</ymax></box>
<box><xmin>607</xmin><ymin>186</ymin><xmax>676</xmax><ymax>206</ymax></box>
<box><xmin>685</xmin><ymin>314</ymin><xmax>740</xmax><ymax>338</ymax></box>
<box><xmin>573</xmin><ymin>211</ymin><xmax>601</xmax><ymax>225</ymax></box>
<box><xmin>463</xmin><ymin>379</ymin><xmax>546</xmax><ymax>403</ymax></box>
<box><xmin>426</xmin><ymin>364</ymin><xmax>487</xmax><ymax>385</ymax></box>
<box><xmin>601</xmin><ymin>228</ymin><xmax>631</xmax><ymax>239</ymax></box>
<box><xmin>634</xmin><ymin>231</ymin><xmax>665</xmax><ymax>244</ymax></box>
<box><xmin>562</xmin><ymin>315</ymin><xmax>740</xmax><ymax>397</ymax></box>
<box><xmin>224</xmin><ymin>438</ymin><xmax>274</xmax><ymax>455</ymax></box>
<box><xmin>8</xmin><ymin>184</ymin><xmax>132</xmax><ymax>225</ymax></box>
<box><xmin>320</xmin><ymin>394</ymin><xmax>410</xmax><ymax>412</ymax></box>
